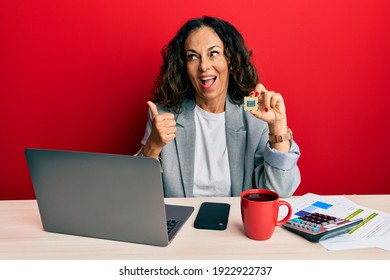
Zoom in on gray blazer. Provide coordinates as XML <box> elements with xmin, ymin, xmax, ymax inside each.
<box><xmin>141</xmin><ymin>96</ymin><xmax>301</xmax><ymax>198</ymax></box>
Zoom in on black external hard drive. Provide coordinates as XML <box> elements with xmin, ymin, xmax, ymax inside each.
<box><xmin>194</xmin><ymin>202</ymin><xmax>230</xmax><ymax>230</ymax></box>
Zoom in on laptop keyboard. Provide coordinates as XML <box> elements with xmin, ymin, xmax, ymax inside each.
<box><xmin>167</xmin><ymin>219</ymin><xmax>179</xmax><ymax>233</ymax></box>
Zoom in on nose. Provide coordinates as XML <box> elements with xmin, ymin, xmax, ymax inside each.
<box><xmin>199</xmin><ymin>57</ymin><xmax>211</xmax><ymax>72</ymax></box>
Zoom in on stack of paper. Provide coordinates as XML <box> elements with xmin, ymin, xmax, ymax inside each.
<box><xmin>281</xmin><ymin>193</ymin><xmax>390</xmax><ymax>251</ymax></box>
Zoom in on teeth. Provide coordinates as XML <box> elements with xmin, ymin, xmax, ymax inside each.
<box><xmin>201</xmin><ymin>76</ymin><xmax>215</xmax><ymax>81</ymax></box>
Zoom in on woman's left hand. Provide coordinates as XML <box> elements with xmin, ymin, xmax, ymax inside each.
<box><xmin>249</xmin><ymin>84</ymin><xmax>286</xmax><ymax>125</ymax></box>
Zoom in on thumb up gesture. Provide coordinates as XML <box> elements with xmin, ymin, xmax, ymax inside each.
<box><xmin>142</xmin><ymin>102</ymin><xmax>177</xmax><ymax>158</ymax></box>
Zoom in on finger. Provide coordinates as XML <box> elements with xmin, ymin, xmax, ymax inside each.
<box><xmin>162</xmin><ymin>113</ymin><xmax>175</xmax><ymax>120</ymax></box>
<box><xmin>160</xmin><ymin>127</ymin><xmax>177</xmax><ymax>144</ymax></box>
<box><xmin>270</xmin><ymin>92</ymin><xmax>284</xmax><ymax>109</ymax></box>
<box><xmin>164</xmin><ymin>126</ymin><xmax>177</xmax><ymax>135</ymax></box>
<box><xmin>254</xmin><ymin>84</ymin><xmax>268</xmax><ymax>110</ymax></box>
<box><xmin>250</xmin><ymin>110</ymin><xmax>262</xmax><ymax>119</ymax></box>
<box><xmin>154</xmin><ymin>114</ymin><xmax>175</xmax><ymax>128</ymax></box>
<box><xmin>162</xmin><ymin>133</ymin><xmax>176</xmax><ymax>143</ymax></box>
<box><xmin>262</xmin><ymin>90</ymin><xmax>275</xmax><ymax>112</ymax></box>
<box><xmin>147</xmin><ymin>101</ymin><xmax>159</xmax><ymax>118</ymax></box>
<box><xmin>163</xmin><ymin>118</ymin><xmax>176</xmax><ymax>126</ymax></box>
<box><xmin>155</xmin><ymin>118</ymin><xmax>176</xmax><ymax>129</ymax></box>
<box><xmin>254</xmin><ymin>83</ymin><xmax>267</xmax><ymax>95</ymax></box>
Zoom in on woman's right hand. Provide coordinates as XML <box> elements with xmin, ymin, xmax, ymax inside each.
<box><xmin>142</xmin><ymin>101</ymin><xmax>177</xmax><ymax>158</ymax></box>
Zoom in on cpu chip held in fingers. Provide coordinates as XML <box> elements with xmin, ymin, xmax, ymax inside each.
<box><xmin>244</xmin><ymin>96</ymin><xmax>259</xmax><ymax>111</ymax></box>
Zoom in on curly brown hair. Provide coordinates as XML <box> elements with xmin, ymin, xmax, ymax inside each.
<box><xmin>152</xmin><ymin>16</ymin><xmax>259</xmax><ymax>113</ymax></box>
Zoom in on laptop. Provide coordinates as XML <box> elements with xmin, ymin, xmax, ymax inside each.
<box><xmin>24</xmin><ymin>148</ymin><xmax>194</xmax><ymax>246</ymax></box>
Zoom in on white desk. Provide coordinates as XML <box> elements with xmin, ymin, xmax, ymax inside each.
<box><xmin>0</xmin><ymin>195</ymin><xmax>389</xmax><ymax>260</ymax></box>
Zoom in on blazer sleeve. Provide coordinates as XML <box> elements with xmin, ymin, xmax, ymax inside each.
<box><xmin>254</xmin><ymin>129</ymin><xmax>301</xmax><ymax>197</ymax></box>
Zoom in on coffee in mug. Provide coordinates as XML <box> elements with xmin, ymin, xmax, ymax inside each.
<box><xmin>241</xmin><ymin>189</ymin><xmax>292</xmax><ymax>240</ymax></box>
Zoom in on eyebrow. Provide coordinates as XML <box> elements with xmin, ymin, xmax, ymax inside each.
<box><xmin>186</xmin><ymin>45</ymin><xmax>223</xmax><ymax>54</ymax></box>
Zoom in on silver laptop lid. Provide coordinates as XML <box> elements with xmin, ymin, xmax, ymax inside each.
<box><xmin>25</xmin><ymin>148</ymin><xmax>187</xmax><ymax>246</ymax></box>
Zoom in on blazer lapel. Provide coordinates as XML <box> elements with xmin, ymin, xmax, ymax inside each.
<box><xmin>225</xmin><ymin>98</ymin><xmax>246</xmax><ymax>196</ymax></box>
<box><xmin>175</xmin><ymin>98</ymin><xmax>196</xmax><ymax>197</ymax></box>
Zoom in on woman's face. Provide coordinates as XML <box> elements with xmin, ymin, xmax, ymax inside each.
<box><xmin>184</xmin><ymin>26</ymin><xmax>229</xmax><ymax>108</ymax></box>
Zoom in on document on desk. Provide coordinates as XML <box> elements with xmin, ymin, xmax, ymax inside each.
<box><xmin>281</xmin><ymin>193</ymin><xmax>390</xmax><ymax>251</ymax></box>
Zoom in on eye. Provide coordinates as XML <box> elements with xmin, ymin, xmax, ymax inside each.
<box><xmin>187</xmin><ymin>54</ymin><xmax>198</xmax><ymax>61</ymax></box>
<box><xmin>210</xmin><ymin>51</ymin><xmax>219</xmax><ymax>57</ymax></box>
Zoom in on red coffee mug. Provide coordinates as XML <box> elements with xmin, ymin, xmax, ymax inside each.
<box><xmin>241</xmin><ymin>189</ymin><xmax>292</xmax><ymax>240</ymax></box>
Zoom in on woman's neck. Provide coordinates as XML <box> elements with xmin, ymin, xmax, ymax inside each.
<box><xmin>195</xmin><ymin>95</ymin><xmax>226</xmax><ymax>113</ymax></box>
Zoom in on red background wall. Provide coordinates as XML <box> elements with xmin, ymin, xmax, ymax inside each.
<box><xmin>1</xmin><ymin>0</ymin><xmax>389</xmax><ymax>199</ymax></box>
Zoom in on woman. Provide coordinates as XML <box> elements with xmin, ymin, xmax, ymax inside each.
<box><xmin>138</xmin><ymin>16</ymin><xmax>300</xmax><ymax>197</ymax></box>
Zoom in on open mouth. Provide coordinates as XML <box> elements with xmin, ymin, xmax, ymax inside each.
<box><xmin>199</xmin><ymin>76</ymin><xmax>217</xmax><ymax>89</ymax></box>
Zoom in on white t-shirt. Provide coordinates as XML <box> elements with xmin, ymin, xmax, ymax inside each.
<box><xmin>193</xmin><ymin>105</ymin><xmax>231</xmax><ymax>197</ymax></box>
